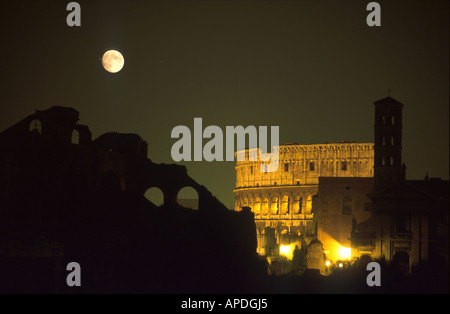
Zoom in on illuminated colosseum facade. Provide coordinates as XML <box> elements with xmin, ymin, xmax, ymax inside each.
<box><xmin>234</xmin><ymin>142</ymin><xmax>374</xmax><ymax>256</ymax></box>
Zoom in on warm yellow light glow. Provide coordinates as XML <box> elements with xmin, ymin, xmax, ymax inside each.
<box><xmin>338</xmin><ymin>262</ymin><xmax>343</xmax><ymax>268</ymax></box>
<box><xmin>325</xmin><ymin>260</ymin><xmax>331</xmax><ymax>267</ymax></box>
<box><xmin>319</xmin><ymin>231</ymin><xmax>352</xmax><ymax>262</ymax></box>
<box><xmin>279</xmin><ymin>244</ymin><xmax>296</xmax><ymax>260</ymax></box>
<box><xmin>339</xmin><ymin>247</ymin><xmax>351</xmax><ymax>260</ymax></box>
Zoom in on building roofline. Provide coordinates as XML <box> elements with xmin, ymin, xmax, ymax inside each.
<box><xmin>236</xmin><ymin>142</ymin><xmax>374</xmax><ymax>154</ymax></box>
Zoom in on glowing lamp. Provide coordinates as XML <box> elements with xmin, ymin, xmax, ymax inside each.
<box><xmin>339</xmin><ymin>247</ymin><xmax>351</xmax><ymax>260</ymax></box>
<box><xmin>279</xmin><ymin>245</ymin><xmax>294</xmax><ymax>260</ymax></box>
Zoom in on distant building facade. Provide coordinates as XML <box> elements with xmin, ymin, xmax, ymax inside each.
<box><xmin>350</xmin><ymin>97</ymin><xmax>448</xmax><ymax>273</ymax></box>
<box><xmin>235</xmin><ymin>95</ymin><xmax>448</xmax><ymax>276</ymax></box>
<box><xmin>314</xmin><ymin>177</ymin><xmax>374</xmax><ymax>263</ymax></box>
<box><xmin>234</xmin><ymin>142</ymin><xmax>374</xmax><ymax>256</ymax></box>
<box><xmin>312</xmin><ymin>96</ymin><xmax>448</xmax><ymax>274</ymax></box>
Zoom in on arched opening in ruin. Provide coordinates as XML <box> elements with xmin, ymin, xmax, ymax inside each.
<box><xmin>293</xmin><ymin>195</ymin><xmax>302</xmax><ymax>214</ymax></box>
<box><xmin>281</xmin><ymin>195</ymin><xmax>290</xmax><ymax>215</ymax></box>
<box><xmin>71</xmin><ymin>129</ymin><xmax>80</xmax><ymax>144</ymax></box>
<box><xmin>253</xmin><ymin>197</ymin><xmax>261</xmax><ymax>214</ymax></box>
<box><xmin>29</xmin><ymin>119</ymin><xmax>42</xmax><ymax>135</ymax></box>
<box><xmin>144</xmin><ymin>187</ymin><xmax>164</xmax><ymax>207</ymax></box>
<box><xmin>270</xmin><ymin>196</ymin><xmax>279</xmax><ymax>215</ymax></box>
<box><xmin>243</xmin><ymin>197</ymin><xmax>249</xmax><ymax>207</ymax></box>
<box><xmin>176</xmin><ymin>186</ymin><xmax>199</xmax><ymax>210</ymax></box>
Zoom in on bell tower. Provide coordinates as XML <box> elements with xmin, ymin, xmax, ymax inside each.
<box><xmin>373</xmin><ymin>94</ymin><xmax>406</xmax><ymax>189</ymax></box>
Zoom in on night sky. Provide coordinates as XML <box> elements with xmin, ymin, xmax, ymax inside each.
<box><xmin>0</xmin><ymin>0</ymin><xmax>448</xmax><ymax>208</ymax></box>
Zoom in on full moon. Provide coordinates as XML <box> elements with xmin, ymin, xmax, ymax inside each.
<box><xmin>102</xmin><ymin>50</ymin><xmax>124</xmax><ymax>73</ymax></box>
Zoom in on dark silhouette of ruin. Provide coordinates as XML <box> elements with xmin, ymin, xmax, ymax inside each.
<box><xmin>0</xmin><ymin>105</ymin><xmax>448</xmax><ymax>294</ymax></box>
<box><xmin>0</xmin><ymin>106</ymin><xmax>264</xmax><ymax>293</ymax></box>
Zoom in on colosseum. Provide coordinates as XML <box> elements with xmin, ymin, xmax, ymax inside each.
<box><xmin>234</xmin><ymin>142</ymin><xmax>374</xmax><ymax>256</ymax></box>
